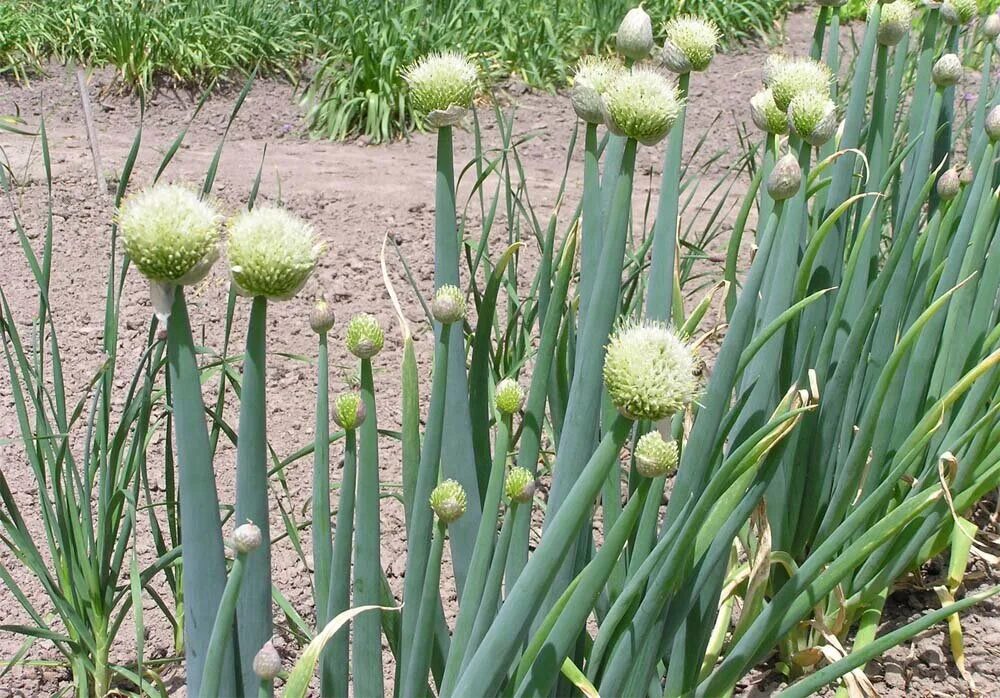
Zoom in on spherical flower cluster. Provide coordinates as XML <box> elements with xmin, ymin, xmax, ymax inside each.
<box><xmin>787</xmin><ymin>90</ymin><xmax>838</xmax><ymax>146</ymax></box>
<box><xmin>431</xmin><ymin>284</ymin><xmax>466</xmax><ymax>325</ymax></box>
<box><xmin>310</xmin><ymin>295</ymin><xmax>336</xmax><ymax>334</ymax></box>
<box><xmin>932</xmin><ymin>53</ymin><xmax>963</xmax><ymax>88</ymax></box>
<box><xmin>227</xmin><ymin>206</ymin><xmax>322</xmax><ymax>300</ymax></box>
<box><xmin>761</xmin><ymin>54</ymin><xmax>786</xmax><ymax>87</ymax></box>
<box><xmin>430</xmin><ymin>479</ymin><xmax>467</xmax><ymax>524</ymax></box>
<box><xmin>875</xmin><ymin>1</ymin><xmax>913</xmax><ymax>47</ymax></box>
<box><xmin>571</xmin><ymin>56</ymin><xmax>623</xmax><ymax>124</ymax></box>
<box><xmin>601</xmin><ymin>67</ymin><xmax>683</xmax><ymax>146</ymax></box>
<box><xmin>750</xmin><ymin>89</ymin><xmax>789</xmax><ymax>135</ymax></box>
<box><xmin>333</xmin><ymin>392</ymin><xmax>367</xmax><ymax>431</ymax></box>
<box><xmin>603</xmin><ymin>321</ymin><xmax>699</xmax><ymax>421</ymax></box>
<box><xmin>346</xmin><ymin>313</ymin><xmax>385</xmax><ymax>360</ymax></box>
<box><xmin>634</xmin><ymin>431</ymin><xmax>679</xmax><ymax>478</ymax></box>
<box><xmin>660</xmin><ymin>16</ymin><xmax>720</xmax><ymax>74</ymax></box>
<box><xmin>941</xmin><ymin>0</ymin><xmax>977</xmax><ymax>26</ymax></box>
<box><xmin>986</xmin><ymin>105</ymin><xmax>1000</xmax><ymax>143</ymax></box>
<box><xmin>767</xmin><ymin>153</ymin><xmax>803</xmax><ymax>201</ymax></box>
<box><xmin>765</xmin><ymin>56</ymin><xmax>832</xmax><ymax>112</ymax></box>
<box><xmin>403</xmin><ymin>52</ymin><xmax>479</xmax><ymax>128</ymax></box>
<box><xmin>118</xmin><ymin>184</ymin><xmax>222</xmax><ymax>285</ymax></box>
<box><xmin>616</xmin><ymin>7</ymin><xmax>655</xmax><ymax>61</ymax></box>
<box><xmin>504</xmin><ymin>466</ymin><xmax>536</xmax><ymax>504</ymax></box>
<box><xmin>936</xmin><ymin>168</ymin><xmax>961</xmax><ymax>200</ymax></box>
<box><xmin>253</xmin><ymin>640</ymin><xmax>282</xmax><ymax>681</ymax></box>
<box><xmin>233</xmin><ymin>522</ymin><xmax>263</xmax><ymax>554</ymax></box>
<box><xmin>495</xmin><ymin>378</ymin><xmax>525</xmax><ymax>416</ymax></box>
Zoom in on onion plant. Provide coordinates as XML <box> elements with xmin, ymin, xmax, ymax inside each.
<box><xmin>9</xmin><ymin>2</ymin><xmax>1000</xmax><ymax>697</ymax></box>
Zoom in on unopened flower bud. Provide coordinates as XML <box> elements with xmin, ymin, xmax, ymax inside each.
<box><xmin>767</xmin><ymin>153</ymin><xmax>802</xmax><ymax>201</ymax></box>
<box><xmin>750</xmin><ymin>89</ymin><xmax>789</xmax><ymax>135</ymax></box>
<box><xmin>984</xmin><ymin>13</ymin><xmax>1000</xmax><ymax>38</ymax></box>
<box><xmin>960</xmin><ymin>166</ymin><xmax>975</xmax><ymax>184</ymax></box>
<box><xmin>601</xmin><ymin>67</ymin><xmax>683</xmax><ymax>146</ymax></box>
<box><xmin>660</xmin><ymin>16</ymin><xmax>719</xmax><ymax>74</ymax></box>
<box><xmin>936</xmin><ymin>168</ymin><xmax>962</xmax><ymax>200</ymax></box>
<box><xmin>616</xmin><ymin>8</ymin><xmax>655</xmax><ymax>61</ymax></box>
<box><xmin>403</xmin><ymin>52</ymin><xmax>479</xmax><ymax>128</ymax></box>
<box><xmin>571</xmin><ymin>56</ymin><xmax>623</xmax><ymax>124</ymax></box>
<box><xmin>431</xmin><ymin>284</ymin><xmax>466</xmax><ymax>324</ymax></box>
<box><xmin>788</xmin><ymin>90</ymin><xmax>838</xmax><ymax>146</ymax></box>
<box><xmin>495</xmin><ymin>378</ymin><xmax>525</xmax><ymax>416</ymax></box>
<box><xmin>603</xmin><ymin>321</ymin><xmax>699</xmax><ymax>421</ymax></box>
<box><xmin>310</xmin><ymin>296</ymin><xmax>335</xmax><ymax>334</ymax></box>
<box><xmin>253</xmin><ymin>640</ymin><xmax>281</xmax><ymax>681</ymax></box>
<box><xmin>876</xmin><ymin>1</ymin><xmax>913</xmax><ymax>46</ymax></box>
<box><xmin>941</xmin><ymin>0</ymin><xmax>977</xmax><ymax>26</ymax></box>
<box><xmin>333</xmin><ymin>392</ymin><xmax>366</xmax><ymax>430</ymax></box>
<box><xmin>346</xmin><ymin>313</ymin><xmax>385</xmax><ymax>359</ymax></box>
<box><xmin>987</xmin><ymin>105</ymin><xmax>1000</xmax><ymax>142</ymax></box>
<box><xmin>634</xmin><ymin>431</ymin><xmax>679</xmax><ymax>478</ymax></box>
<box><xmin>932</xmin><ymin>53</ymin><xmax>963</xmax><ymax>88</ymax></box>
<box><xmin>430</xmin><ymin>479</ymin><xmax>467</xmax><ymax>524</ymax></box>
<box><xmin>505</xmin><ymin>466</ymin><xmax>536</xmax><ymax>503</ymax></box>
<box><xmin>233</xmin><ymin>522</ymin><xmax>262</xmax><ymax>554</ymax></box>
<box><xmin>766</xmin><ymin>57</ymin><xmax>832</xmax><ymax>111</ymax></box>
<box><xmin>227</xmin><ymin>206</ymin><xmax>322</xmax><ymax>300</ymax></box>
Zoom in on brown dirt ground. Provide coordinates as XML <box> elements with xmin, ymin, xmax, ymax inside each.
<box><xmin>1</xmin><ymin>7</ymin><xmax>999</xmax><ymax>697</ymax></box>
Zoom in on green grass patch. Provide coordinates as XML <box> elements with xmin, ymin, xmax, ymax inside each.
<box><xmin>1</xmin><ymin>0</ymin><xmax>791</xmax><ymax>142</ymax></box>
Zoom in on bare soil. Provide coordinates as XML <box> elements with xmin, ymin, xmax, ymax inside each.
<box><xmin>1</xmin><ymin>8</ymin><xmax>999</xmax><ymax>697</ymax></box>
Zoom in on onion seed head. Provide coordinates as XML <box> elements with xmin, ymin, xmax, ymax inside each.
<box><xmin>118</xmin><ymin>183</ymin><xmax>222</xmax><ymax>285</ymax></box>
<box><xmin>788</xmin><ymin>90</ymin><xmax>838</xmax><ymax>146</ymax></box>
<box><xmin>984</xmin><ymin>13</ymin><xmax>1000</xmax><ymax>38</ymax></box>
<box><xmin>403</xmin><ymin>52</ymin><xmax>479</xmax><ymax>128</ymax></box>
<box><xmin>571</xmin><ymin>55</ymin><xmax>624</xmax><ymax>124</ymax></box>
<box><xmin>660</xmin><ymin>15</ymin><xmax>720</xmax><ymax>73</ymax></box>
<box><xmin>310</xmin><ymin>295</ymin><xmax>336</xmax><ymax>334</ymax></box>
<box><xmin>616</xmin><ymin>7</ymin><xmax>655</xmax><ymax>61</ymax></box>
<box><xmin>603</xmin><ymin>321</ymin><xmax>700</xmax><ymax>421</ymax></box>
<box><xmin>941</xmin><ymin>0</ymin><xmax>977</xmax><ymax>25</ymax></box>
<box><xmin>601</xmin><ymin>66</ymin><xmax>683</xmax><ymax>146</ymax></box>
<box><xmin>346</xmin><ymin>313</ymin><xmax>385</xmax><ymax>360</ymax></box>
<box><xmin>495</xmin><ymin>378</ymin><xmax>526</xmax><ymax>416</ymax></box>
<box><xmin>876</xmin><ymin>0</ymin><xmax>914</xmax><ymax>46</ymax></box>
<box><xmin>932</xmin><ymin>53</ymin><xmax>963</xmax><ymax>88</ymax></box>
<box><xmin>227</xmin><ymin>206</ymin><xmax>322</xmax><ymax>300</ymax></box>
<box><xmin>505</xmin><ymin>467</ymin><xmax>536</xmax><ymax>504</ymax></box>
<box><xmin>936</xmin><ymin>168</ymin><xmax>962</xmax><ymax>200</ymax></box>
<box><xmin>333</xmin><ymin>392</ymin><xmax>367</xmax><ymax>431</ymax></box>
<box><xmin>431</xmin><ymin>284</ymin><xmax>466</xmax><ymax>325</ymax></box>
<box><xmin>430</xmin><ymin>479</ymin><xmax>467</xmax><ymax>524</ymax></box>
<box><xmin>750</xmin><ymin>89</ymin><xmax>789</xmax><ymax>135</ymax></box>
<box><xmin>766</xmin><ymin>56</ymin><xmax>832</xmax><ymax>111</ymax></box>
<box><xmin>767</xmin><ymin>153</ymin><xmax>803</xmax><ymax>201</ymax></box>
<box><xmin>233</xmin><ymin>523</ymin><xmax>263</xmax><ymax>554</ymax></box>
<box><xmin>253</xmin><ymin>640</ymin><xmax>281</xmax><ymax>681</ymax></box>
<box><xmin>986</xmin><ymin>105</ymin><xmax>1000</xmax><ymax>142</ymax></box>
<box><xmin>634</xmin><ymin>431</ymin><xmax>679</xmax><ymax>478</ymax></box>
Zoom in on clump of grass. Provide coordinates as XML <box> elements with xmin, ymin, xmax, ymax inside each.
<box><xmin>4</xmin><ymin>0</ymin><xmax>311</xmax><ymax>92</ymax></box>
<box><xmin>302</xmin><ymin>0</ymin><xmax>792</xmax><ymax>142</ymax></box>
